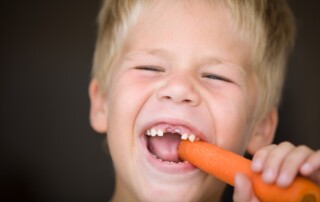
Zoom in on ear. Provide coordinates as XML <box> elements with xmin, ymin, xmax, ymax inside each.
<box><xmin>88</xmin><ymin>79</ymin><xmax>108</xmax><ymax>133</ymax></box>
<box><xmin>247</xmin><ymin>107</ymin><xmax>278</xmax><ymax>155</ymax></box>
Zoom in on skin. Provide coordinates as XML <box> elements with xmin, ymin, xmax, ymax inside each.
<box><xmin>234</xmin><ymin>142</ymin><xmax>320</xmax><ymax>202</ymax></box>
<box><xmin>89</xmin><ymin>1</ymin><xmax>320</xmax><ymax>201</ymax></box>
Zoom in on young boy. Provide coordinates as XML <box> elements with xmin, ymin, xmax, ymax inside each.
<box><xmin>88</xmin><ymin>0</ymin><xmax>320</xmax><ymax>201</ymax></box>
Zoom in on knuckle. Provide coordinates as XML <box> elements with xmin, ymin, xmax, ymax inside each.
<box><xmin>279</xmin><ymin>141</ymin><xmax>294</xmax><ymax>149</ymax></box>
<box><xmin>268</xmin><ymin>147</ymin><xmax>282</xmax><ymax>159</ymax></box>
<box><xmin>284</xmin><ymin>153</ymin><xmax>297</xmax><ymax>165</ymax></box>
<box><xmin>296</xmin><ymin>145</ymin><xmax>311</xmax><ymax>152</ymax></box>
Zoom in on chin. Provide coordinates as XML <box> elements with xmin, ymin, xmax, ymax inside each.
<box><xmin>133</xmin><ymin>182</ymin><xmax>214</xmax><ymax>202</ymax></box>
<box><xmin>122</xmin><ymin>163</ymin><xmax>224</xmax><ymax>202</ymax></box>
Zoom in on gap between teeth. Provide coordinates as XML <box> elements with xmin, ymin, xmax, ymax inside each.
<box><xmin>146</xmin><ymin>128</ymin><xmax>199</xmax><ymax>142</ymax></box>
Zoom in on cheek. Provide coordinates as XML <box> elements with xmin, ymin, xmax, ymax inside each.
<box><xmin>216</xmin><ymin>112</ymin><xmax>248</xmax><ymax>152</ymax></box>
<box><xmin>107</xmin><ymin>86</ymin><xmax>137</xmax><ymax>135</ymax></box>
<box><xmin>106</xmin><ymin>74</ymin><xmax>154</xmax><ymax>139</ymax></box>
<box><xmin>105</xmin><ymin>79</ymin><xmax>143</xmax><ymax>175</ymax></box>
<box><xmin>211</xmin><ymin>91</ymin><xmax>254</xmax><ymax>154</ymax></box>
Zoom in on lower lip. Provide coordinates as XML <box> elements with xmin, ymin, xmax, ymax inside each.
<box><xmin>140</xmin><ymin>135</ymin><xmax>196</xmax><ymax>174</ymax></box>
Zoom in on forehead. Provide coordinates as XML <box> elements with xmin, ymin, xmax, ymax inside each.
<box><xmin>120</xmin><ymin>0</ymin><xmax>253</xmax><ymax>71</ymax></box>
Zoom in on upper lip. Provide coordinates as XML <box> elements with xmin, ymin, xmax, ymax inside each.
<box><xmin>139</xmin><ymin>117</ymin><xmax>208</xmax><ymax>142</ymax></box>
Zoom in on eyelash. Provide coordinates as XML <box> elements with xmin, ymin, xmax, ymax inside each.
<box><xmin>134</xmin><ymin>67</ymin><xmax>232</xmax><ymax>83</ymax></box>
<box><xmin>134</xmin><ymin>66</ymin><xmax>164</xmax><ymax>72</ymax></box>
<box><xmin>202</xmin><ymin>73</ymin><xmax>232</xmax><ymax>83</ymax></box>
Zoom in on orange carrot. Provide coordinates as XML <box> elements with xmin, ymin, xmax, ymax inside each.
<box><xmin>178</xmin><ymin>140</ymin><xmax>320</xmax><ymax>202</ymax></box>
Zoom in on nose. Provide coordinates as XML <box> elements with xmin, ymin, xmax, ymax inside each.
<box><xmin>156</xmin><ymin>74</ymin><xmax>200</xmax><ymax>106</ymax></box>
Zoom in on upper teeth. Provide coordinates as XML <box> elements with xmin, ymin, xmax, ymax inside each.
<box><xmin>151</xmin><ymin>128</ymin><xmax>157</xmax><ymax>136</ymax></box>
<box><xmin>145</xmin><ymin>128</ymin><xmax>199</xmax><ymax>142</ymax></box>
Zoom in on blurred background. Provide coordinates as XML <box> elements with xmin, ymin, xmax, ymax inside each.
<box><xmin>1</xmin><ymin>0</ymin><xmax>319</xmax><ymax>201</ymax></box>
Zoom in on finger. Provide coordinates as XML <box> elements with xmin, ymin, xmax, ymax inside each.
<box><xmin>251</xmin><ymin>144</ymin><xmax>277</xmax><ymax>173</ymax></box>
<box><xmin>300</xmin><ymin>150</ymin><xmax>320</xmax><ymax>175</ymax></box>
<box><xmin>233</xmin><ymin>173</ymin><xmax>260</xmax><ymax>202</ymax></box>
<box><xmin>306</xmin><ymin>168</ymin><xmax>320</xmax><ymax>185</ymax></box>
<box><xmin>276</xmin><ymin>145</ymin><xmax>313</xmax><ymax>187</ymax></box>
<box><xmin>261</xmin><ymin>142</ymin><xmax>295</xmax><ymax>184</ymax></box>
<box><xmin>300</xmin><ymin>150</ymin><xmax>320</xmax><ymax>184</ymax></box>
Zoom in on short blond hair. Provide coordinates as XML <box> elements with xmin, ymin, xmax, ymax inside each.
<box><xmin>91</xmin><ymin>0</ymin><xmax>295</xmax><ymax>121</ymax></box>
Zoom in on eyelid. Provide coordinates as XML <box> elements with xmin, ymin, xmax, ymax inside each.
<box><xmin>134</xmin><ymin>66</ymin><xmax>164</xmax><ymax>72</ymax></box>
<box><xmin>202</xmin><ymin>73</ymin><xmax>232</xmax><ymax>83</ymax></box>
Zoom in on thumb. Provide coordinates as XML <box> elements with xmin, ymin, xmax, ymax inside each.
<box><xmin>233</xmin><ymin>173</ymin><xmax>260</xmax><ymax>202</ymax></box>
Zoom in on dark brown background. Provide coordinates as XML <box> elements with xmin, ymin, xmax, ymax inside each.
<box><xmin>1</xmin><ymin>0</ymin><xmax>319</xmax><ymax>201</ymax></box>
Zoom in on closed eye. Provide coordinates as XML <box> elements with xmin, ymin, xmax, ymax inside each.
<box><xmin>134</xmin><ymin>66</ymin><xmax>164</xmax><ymax>72</ymax></box>
<box><xmin>202</xmin><ymin>73</ymin><xmax>232</xmax><ymax>83</ymax></box>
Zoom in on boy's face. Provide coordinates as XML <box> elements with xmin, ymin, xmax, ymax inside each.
<box><xmin>90</xmin><ymin>1</ymin><xmax>274</xmax><ymax>201</ymax></box>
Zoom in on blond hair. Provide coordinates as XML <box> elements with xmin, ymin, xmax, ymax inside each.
<box><xmin>91</xmin><ymin>0</ymin><xmax>295</xmax><ymax>121</ymax></box>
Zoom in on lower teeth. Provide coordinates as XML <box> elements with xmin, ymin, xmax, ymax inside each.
<box><xmin>151</xmin><ymin>153</ymin><xmax>183</xmax><ymax>163</ymax></box>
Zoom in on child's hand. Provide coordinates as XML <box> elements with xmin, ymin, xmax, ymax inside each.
<box><xmin>233</xmin><ymin>142</ymin><xmax>320</xmax><ymax>202</ymax></box>
<box><xmin>233</xmin><ymin>173</ymin><xmax>260</xmax><ymax>202</ymax></box>
<box><xmin>251</xmin><ymin>142</ymin><xmax>320</xmax><ymax>187</ymax></box>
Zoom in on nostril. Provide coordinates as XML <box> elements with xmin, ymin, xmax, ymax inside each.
<box><xmin>159</xmin><ymin>94</ymin><xmax>197</xmax><ymax>105</ymax></box>
<box><xmin>162</xmin><ymin>96</ymin><xmax>192</xmax><ymax>103</ymax></box>
<box><xmin>162</xmin><ymin>95</ymin><xmax>193</xmax><ymax>104</ymax></box>
<box><xmin>163</xmin><ymin>95</ymin><xmax>172</xmax><ymax>100</ymax></box>
<box><xmin>156</xmin><ymin>78</ymin><xmax>200</xmax><ymax>106</ymax></box>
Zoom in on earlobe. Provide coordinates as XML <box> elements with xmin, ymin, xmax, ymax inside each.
<box><xmin>89</xmin><ymin>79</ymin><xmax>108</xmax><ymax>133</ymax></box>
<box><xmin>247</xmin><ymin>107</ymin><xmax>278</xmax><ymax>155</ymax></box>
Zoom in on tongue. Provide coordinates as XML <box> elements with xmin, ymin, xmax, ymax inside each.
<box><xmin>148</xmin><ymin>133</ymin><xmax>181</xmax><ymax>162</ymax></box>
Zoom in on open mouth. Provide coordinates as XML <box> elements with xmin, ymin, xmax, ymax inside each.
<box><xmin>144</xmin><ymin>123</ymin><xmax>200</xmax><ymax>164</ymax></box>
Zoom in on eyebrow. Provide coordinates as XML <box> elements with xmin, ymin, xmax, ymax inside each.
<box><xmin>199</xmin><ymin>55</ymin><xmax>247</xmax><ymax>76</ymax></box>
<box><xmin>122</xmin><ymin>48</ymin><xmax>173</xmax><ymax>61</ymax></box>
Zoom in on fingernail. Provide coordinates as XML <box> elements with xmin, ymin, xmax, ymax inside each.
<box><xmin>252</xmin><ymin>159</ymin><xmax>263</xmax><ymax>172</ymax></box>
<box><xmin>301</xmin><ymin>163</ymin><xmax>313</xmax><ymax>174</ymax></box>
<box><xmin>234</xmin><ymin>173</ymin><xmax>245</xmax><ymax>187</ymax></box>
<box><xmin>277</xmin><ymin>172</ymin><xmax>290</xmax><ymax>187</ymax></box>
<box><xmin>262</xmin><ymin>169</ymin><xmax>275</xmax><ymax>183</ymax></box>
<box><xmin>235</xmin><ymin>174</ymin><xmax>242</xmax><ymax>187</ymax></box>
